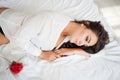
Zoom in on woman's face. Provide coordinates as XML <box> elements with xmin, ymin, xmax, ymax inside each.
<box><xmin>70</xmin><ymin>24</ymin><xmax>98</xmax><ymax>47</ymax></box>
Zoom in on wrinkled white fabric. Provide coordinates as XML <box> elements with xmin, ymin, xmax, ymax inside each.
<box><xmin>0</xmin><ymin>10</ymin><xmax>71</xmax><ymax>57</ymax></box>
<box><xmin>0</xmin><ymin>0</ymin><xmax>120</xmax><ymax>80</ymax></box>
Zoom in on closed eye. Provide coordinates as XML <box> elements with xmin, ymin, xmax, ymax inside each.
<box><xmin>85</xmin><ymin>36</ymin><xmax>89</xmax><ymax>42</ymax></box>
<box><xmin>88</xmin><ymin>36</ymin><xmax>91</xmax><ymax>43</ymax></box>
<box><xmin>85</xmin><ymin>36</ymin><xmax>91</xmax><ymax>46</ymax></box>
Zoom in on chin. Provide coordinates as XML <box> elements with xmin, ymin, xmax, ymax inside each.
<box><xmin>70</xmin><ymin>40</ymin><xmax>74</xmax><ymax>43</ymax></box>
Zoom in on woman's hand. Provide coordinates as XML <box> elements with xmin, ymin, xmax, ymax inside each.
<box><xmin>40</xmin><ymin>50</ymin><xmax>60</xmax><ymax>62</ymax></box>
<box><xmin>54</xmin><ymin>48</ymin><xmax>75</xmax><ymax>57</ymax></box>
<box><xmin>54</xmin><ymin>48</ymin><xmax>90</xmax><ymax>57</ymax></box>
<box><xmin>0</xmin><ymin>33</ymin><xmax>9</xmax><ymax>45</ymax></box>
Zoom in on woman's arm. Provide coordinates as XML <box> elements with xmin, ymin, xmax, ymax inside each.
<box><xmin>54</xmin><ymin>48</ymin><xmax>90</xmax><ymax>57</ymax></box>
<box><xmin>40</xmin><ymin>50</ymin><xmax>60</xmax><ymax>62</ymax></box>
<box><xmin>0</xmin><ymin>33</ymin><xmax>9</xmax><ymax>45</ymax></box>
<box><xmin>0</xmin><ymin>7</ymin><xmax>8</xmax><ymax>14</ymax></box>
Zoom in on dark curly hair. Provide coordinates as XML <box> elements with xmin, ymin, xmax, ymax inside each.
<box><xmin>59</xmin><ymin>20</ymin><xmax>109</xmax><ymax>54</ymax></box>
<box><xmin>0</xmin><ymin>27</ymin><xmax>5</xmax><ymax>35</ymax></box>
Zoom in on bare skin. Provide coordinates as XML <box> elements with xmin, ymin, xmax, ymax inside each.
<box><xmin>61</xmin><ymin>22</ymin><xmax>98</xmax><ymax>46</ymax></box>
<box><xmin>40</xmin><ymin>50</ymin><xmax>60</xmax><ymax>62</ymax></box>
<box><xmin>40</xmin><ymin>22</ymin><xmax>98</xmax><ymax>61</ymax></box>
<box><xmin>40</xmin><ymin>48</ymin><xmax>90</xmax><ymax>62</ymax></box>
<box><xmin>0</xmin><ymin>8</ymin><xmax>95</xmax><ymax>62</ymax></box>
<box><xmin>0</xmin><ymin>8</ymin><xmax>9</xmax><ymax>45</ymax></box>
<box><xmin>0</xmin><ymin>33</ymin><xmax>9</xmax><ymax>45</ymax></box>
<box><xmin>0</xmin><ymin>7</ymin><xmax>8</xmax><ymax>14</ymax></box>
<box><xmin>54</xmin><ymin>48</ymin><xmax>90</xmax><ymax>57</ymax></box>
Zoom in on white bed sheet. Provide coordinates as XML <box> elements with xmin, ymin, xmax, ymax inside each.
<box><xmin>0</xmin><ymin>0</ymin><xmax>120</xmax><ymax>80</ymax></box>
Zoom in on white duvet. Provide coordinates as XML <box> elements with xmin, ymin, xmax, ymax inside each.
<box><xmin>0</xmin><ymin>0</ymin><xmax>120</xmax><ymax>80</ymax></box>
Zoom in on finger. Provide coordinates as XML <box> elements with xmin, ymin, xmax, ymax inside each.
<box><xmin>55</xmin><ymin>55</ymin><xmax>61</xmax><ymax>58</ymax></box>
<box><xmin>48</xmin><ymin>59</ymin><xmax>54</xmax><ymax>62</ymax></box>
<box><xmin>60</xmin><ymin>55</ymin><xmax>68</xmax><ymax>57</ymax></box>
<box><xmin>57</xmin><ymin>53</ymin><xmax>64</xmax><ymax>56</ymax></box>
<box><xmin>54</xmin><ymin>52</ymin><xmax>60</xmax><ymax>54</ymax></box>
<box><xmin>54</xmin><ymin>50</ymin><xmax>61</xmax><ymax>53</ymax></box>
<box><xmin>54</xmin><ymin>50</ymin><xmax>59</xmax><ymax>52</ymax></box>
<box><xmin>48</xmin><ymin>56</ymin><xmax>57</xmax><ymax>62</ymax></box>
<box><xmin>56</xmin><ymin>53</ymin><xmax>68</xmax><ymax>57</ymax></box>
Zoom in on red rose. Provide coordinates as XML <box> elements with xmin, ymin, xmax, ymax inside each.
<box><xmin>10</xmin><ymin>61</ymin><xmax>23</xmax><ymax>74</ymax></box>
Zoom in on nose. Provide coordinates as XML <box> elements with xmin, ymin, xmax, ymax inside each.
<box><xmin>77</xmin><ymin>40</ymin><xmax>88</xmax><ymax>46</ymax></box>
<box><xmin>77</xmin><ymin>41</ymin><xmax>84</xmax><ymax>46</ymax></box>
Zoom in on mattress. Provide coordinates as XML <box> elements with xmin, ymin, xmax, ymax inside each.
<box><xmin>0</xmin><ymin>0</ymin><xmax>120</xmax><ymax>80</ymax></box>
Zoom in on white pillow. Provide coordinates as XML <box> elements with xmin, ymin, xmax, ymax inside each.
<box><xmin>0</xmin><ymin>0</ymin><xmax>114</xmax><ymax>40</ymax></box>
<box><xmin>1</xmin><ymin>0</ymin><xmax>120</xmax><ymax>57</ymax></box>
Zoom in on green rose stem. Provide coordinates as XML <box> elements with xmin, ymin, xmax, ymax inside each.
<box><xmin>0</xmin><ymin>55</ymin><xmax>24</xmax><ymax>70</ymax></box>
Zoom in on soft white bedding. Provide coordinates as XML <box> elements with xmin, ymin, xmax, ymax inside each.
<box><xmin>0</xmin><ymin>0</ymin><xmax>120</xmax><ymax>80</ymax></box>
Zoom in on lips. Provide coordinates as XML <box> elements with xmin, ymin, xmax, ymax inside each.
<box><xmin>71</xmin><ymin>39</ymin><xmax>78</xmax><ymax>45</ymax></box>
<box><xmin>70</xmin><ymin>39</ymin><xmax>79</xmax><ymax>45</ymax></box>
<box><xmin>74</xmin><ymin>40</ymin><xmax>82</xmax><ymax>46</ymax></box>
<box><xmin>74</xmin><ymin>40</ymin><xmax>78</xmax><ymax>45</ymax></box>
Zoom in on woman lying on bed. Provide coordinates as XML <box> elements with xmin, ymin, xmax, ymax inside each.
<box><xmin>0</xmin><ymin>8</ymin><xmax>109</xmax><ymax>62</ymax></box>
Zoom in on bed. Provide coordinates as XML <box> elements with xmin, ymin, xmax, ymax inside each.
<box><xmin>0</xmin><ymin>0</ymin><xmax>120</xmax><ymax>80</ymax></box>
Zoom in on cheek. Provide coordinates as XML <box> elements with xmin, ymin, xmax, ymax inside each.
<box><xmin>70</xmin><ymin>31</ymin><xmax>80</xmax><ymax>42</ymax></box>
<box><xmin>74</xmin><ymin>31</ymin><xmax>82</xmax><ymax>39</ymax></box>
<box><xmin>78</xmin><ymin>31</ymin><xmax>85</xmax><ymax>39</ymax></box>
<box><xmin>70</xmin><ymin>35</ymin><xmax>76</xmax><ymax>42</ymax></box>
<box><xmin>79</xmin><ymin>31</ymin><xmax>89</xmax><ymax>42</ymax></box>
